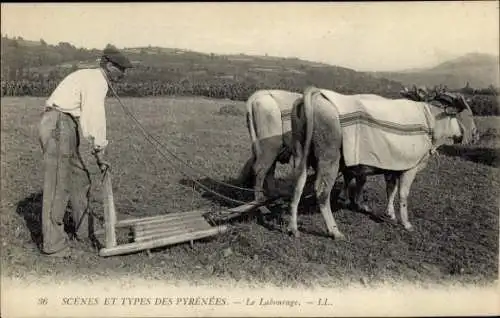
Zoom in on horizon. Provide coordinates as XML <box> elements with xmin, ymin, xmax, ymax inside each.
<box><xmin>2</xmin><ymin>33</ymin><xmax>498</xmax><ymax>73</ymax></box>
<box><xmin>1</xmin><ymin>2</ymin><xmax>499</xmax><ymax>72</ymax></box>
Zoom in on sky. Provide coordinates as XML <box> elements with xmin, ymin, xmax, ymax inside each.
<box><xmin>1</xmin><ymin>2</ymin><xmax>499</xmax><ymax>72</ymax></box>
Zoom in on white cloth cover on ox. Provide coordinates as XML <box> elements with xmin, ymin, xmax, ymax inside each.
<box><xmin>319</xmin><ymin>89</ymin><xmax>436</xmax><ymax>171</ymax></box>
<box><xmin>266</xmin><ymin>90</ymin><xmax>302</xmax><ymax>146</ymax></box>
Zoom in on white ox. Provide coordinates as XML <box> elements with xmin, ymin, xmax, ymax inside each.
<box><xmin>238</xmin><ymin>89</ymin><xmax>305</xmax><ymax>202</ymax></box>
<box><xmin>288</xmin><ymin>86</ymin><xmax>478</xmax><ymax>240</ymax></box>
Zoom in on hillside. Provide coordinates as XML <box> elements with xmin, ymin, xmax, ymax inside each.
<box><xmin>1</xmin><ymin>36</ymin><xmax>403</xmax><ymax>99</ymax></box>
<box><xmin>370</xmin><ymin>53</ymin><xmax>500</xmax><ymax>89</ymax></box>
<box><xmin>2</xmin><ymin>36</ymin><xmax>499</xmax><ymax>103</ymax></box>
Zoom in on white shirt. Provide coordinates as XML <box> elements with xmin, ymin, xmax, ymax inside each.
<box><xmin>46</xmin><ymin>68</ymin><xmax>109</xmax><ymax>149</ymax></box>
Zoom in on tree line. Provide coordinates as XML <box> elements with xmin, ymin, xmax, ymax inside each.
<box><xmin>2</xmin><ymin>78</ymin><xmax>498</xmax><ymax>116</ymax></box>
<box><xmin>1</xmin><ymin>35</ymin><xmax>498</xmax><ymax>115</ymax></box>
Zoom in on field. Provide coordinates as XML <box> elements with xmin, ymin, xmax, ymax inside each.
<box><xmin>1</xmin><ymin>96</ymin><xmax>499</xmax><ymax>289</ymax></box>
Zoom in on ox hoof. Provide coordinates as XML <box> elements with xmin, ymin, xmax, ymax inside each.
<box><xmin>380</xmin><ymin>213</ymin><xmax>397</xmax><ymax>224</ymax></box>
<box><xmin>348</xmin><ymin>202</ymin><xmax>371</xmax><ymax>214</ymax></box>
<box><xmin>356</xmin><ymin>204</ymin><xmax>372</xmax><ymax>214</ymax></box>
<box><xmin>255</xmin><ymin>195</ymin><xmax>267</xmax><ymax>204</ymax></box>
<box><xmin>287</xmin><ymin>227</ymin><xmax>300</xmax><ymax>238</ymax></box>
<box><xmin>403</xmin><ymin>224</ymin><xmax>414</xmax><ymax>232</ymax></box>
<box><xmin>338</xmin><ymin>196</ymin><xmax>350</xmax><ymax>207</ymax></box>
<box><xmin>330</xmin><ymin>232</ymin><xmax>346</xmax><ymax>241</ymax></box>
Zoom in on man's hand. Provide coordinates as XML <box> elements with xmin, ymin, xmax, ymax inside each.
<box><xmin>92</xmin><ymin>147</ymin><xmax>110</xmax><ymax>173</ymax></box>
<box><xmin>97</xmin><ymin>157</ymin><xmax>110</xmax><ymax>173</ymax></box>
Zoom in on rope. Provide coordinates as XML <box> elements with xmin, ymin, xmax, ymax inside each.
<box><xmin>105</xmin><ymin>82</ymin><xmax>261</xmax><ymax>206</ymax></box>
<box><xmin>432</xmin><ymin>148</ymin><xmax>440</xmax><ymax>194</ymax></box>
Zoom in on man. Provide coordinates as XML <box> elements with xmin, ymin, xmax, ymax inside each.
<box><xmin>38</xmin><ymin>47</ymin><xmax>133</xmax><ymax>257</ymax></box>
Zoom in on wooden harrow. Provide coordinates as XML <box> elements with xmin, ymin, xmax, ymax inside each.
<box><xmin>95</xmin><ymin>169</ymin><xmax>271</xmax><ymax>257</ymax></box>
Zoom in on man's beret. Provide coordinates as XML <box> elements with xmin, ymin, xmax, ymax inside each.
<box><xmin>102</xmin><ymin>47</ymin><xmax>133</xmax><ymax>69</ymax></box>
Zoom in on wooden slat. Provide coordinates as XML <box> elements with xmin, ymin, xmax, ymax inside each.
<box><xmin>118</xmin><ymin>209</ymin><xmax>206</xmax><ymax>227</ymax></box>
<box><xmin>134</xmin><ymin>214</ymin><xmax>207</xmax><ymax>232</ymax></box>
<box><xmin>94</xmin><ymin>210</ymin><xmax>207</xmax><ymax>235</ymax></box>
<box><xmin>134</xmin><ymin>218</ymin><xmax>208</xmax><ymax>233</ymax></box>
<box><xmin>135</xmin><ymin>220</ymin><xmax>212</xmax><ymax>242</ymax></box>
<box><xmin>99</xmin><ymin>225</ymin><xmax>228</xmax><ymax>257</ymax></box>
<box><xmin>134</xmin><ymin>219</ymin><xmax>211</xmax><ymax>239</ymax></box>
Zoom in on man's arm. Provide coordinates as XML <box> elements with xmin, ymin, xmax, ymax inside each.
<box><xmin>80</xmin><ymin>73</ymin><xmax>110</xmax><ymax>171</ymax></box>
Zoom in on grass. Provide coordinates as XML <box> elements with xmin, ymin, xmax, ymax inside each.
<box><xmin>1</xmin><ymin>96</ymin><xmax>498</xmax><ymax>289</ymax></box>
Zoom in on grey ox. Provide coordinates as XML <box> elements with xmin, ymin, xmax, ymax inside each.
<box><xmin>238</xmin><ymin>89</ymin><xmax>307</xmax><ymax>202</ymax></box>
<box><xmin>288</xmin><ymin>86</ymin><xmax>478</xmax><ymax>240</ymax></box>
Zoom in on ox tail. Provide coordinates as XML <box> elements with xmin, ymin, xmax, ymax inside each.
<box><xmin>299</xmin><ymin>86</ymin><xmax>319</xmax><ymax>173</ymax></box>
<box><xmin>246</xmin><ymin>92</ymin><xmax>261</xmax><ymax>159</ymax></box>
<box><xmin>238</xmin><ymin>91</ymin><xmax>261</xmax><ymax>185</ymax></box>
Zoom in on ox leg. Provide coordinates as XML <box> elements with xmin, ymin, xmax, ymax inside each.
<box><xmin>339</xmin><ymin>170</ymin><xmax>354</xmax><ymax>206</ymax></box>
<box><xmin>399</xmin><ymin>167</ymin><xmax>419</xmax><ymax>232</ymax></box>
<box><xmin>302</xmin><ymin>148</ymin><xmax>318</xmax><ymax>198</ymax></box>
<box><xmin>339</xmin><ymin>171</ymin><xmax>369</xmax><ymax>213</ymax></box>
<box><xmin>253</xmin><ymin>142</ymin><xmax>281</xmax><ymax>203</ymax></box>
<box><xmin>288</xmin><ymin>140</ymin><xmax>306</xmax><ymax>237</ymax></box>
<box><xmin>311</xmin><ymin>94</ymin><xmax>345</xmax><ymax>240</ymax></box>
<box><xmin>350</xmin><ymin>175</ymin><xmax>371</xmax><ymax>213</ymax></box>
<box><xmin>337</xmin><ymin>157</ymin><xmax>352</xmax><ymax>206</ymax></box>
<box><xmin>291</xmin><ymin>141</ymin><xmax>304</xmax><ymax>180</ymax></box>
<box><xmin>383</xmin><ymin>173</ymin><xmax>399</xmax><ymax>221</ymax></box>
<box><xmin>264</xmin><ymin>161</ymin><xmax>278</xmax><ymax>198</ymax></box>
<box><xmin>315</xmin><ymin>158</ymin><xmax>345</xmax><ymax>240</ymax></box>
<box><xmin>238</xmin><ymin>154</ymin><xmax>256</xmax><ymax>187</ymax></box>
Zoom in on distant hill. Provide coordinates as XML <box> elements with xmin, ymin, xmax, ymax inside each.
<box><xmin>369</xmin><ymin>53</ymin><xmax>500</xmax><ymax>89</ymax></box>
<box><xmin>1</xmin><ymin>36</ymin><xmax>404</xmax><ymax>99</ymax></box>
<box><xmin>106</xmin><ymin>46</ymin><xmax>405</xmax><ymax>98</ymax></box>
<box><xmin>2</xmin><ymin>35</ymin><xmax>498</xmax><ymax>101</ymax></box>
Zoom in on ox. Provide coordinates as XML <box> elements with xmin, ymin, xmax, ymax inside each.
<box><xmin>239</xmin><ymin>89</ymin><xmax>366</xmax><ymax>205</ymax></box>
<box><xmin>238</xmin><ymin>89</ymin><xmax>310</xmax><ymax>202</ymax></box>
<box><xmin>288</xmin><ymin>86</ymin><xmax>478</xmax><ymax>240</ymax></box>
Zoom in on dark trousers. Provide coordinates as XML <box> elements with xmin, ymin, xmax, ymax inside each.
<box><xmin>38</xmin><ymin>109</ymin><xmax>93</xmax><ymax>254</ymax></box>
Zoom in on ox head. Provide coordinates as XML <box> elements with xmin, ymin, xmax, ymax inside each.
<box><xmin>400</xmin><ymin>85</ymin><xmax>430</xmax><ymax>102</ymax></box>
<box><xmin>399</xmin><ymin>85</ymin><xmax>430</xmax><ymax>102</ymax></box>
<box><xmin>433</xmin><ymin>91</ymin><xmax>479</xmax><ymax>145</ymax></box>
